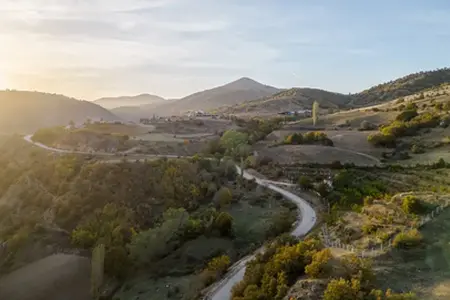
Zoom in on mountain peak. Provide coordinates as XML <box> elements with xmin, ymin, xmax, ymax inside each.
<box><xmin>224</xmin><ymin>77</ymin><xmax>270</xmax><ymax>90</ymax></box>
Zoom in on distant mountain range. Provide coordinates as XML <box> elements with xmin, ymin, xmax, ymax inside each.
<box><xmin>1</xmin><ymin>68</ymin><xmax>450</xmax><ymax>133</ymax></box>
<box><xmin>94</xmin><ymin>93</ymin><xmax>166</xmax><ymax>109</ymax></box>
<box><xmin>111</xmin><ymin>77</ymin><xmax>280</xmax><ymax>120</ymax></box>
<box><xmin>0</xmin><ymin>91</ymin><xmax>118</xmax><ymax>134</ymax></box>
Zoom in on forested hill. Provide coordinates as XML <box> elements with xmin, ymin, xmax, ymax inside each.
<box><xmin>0</xmin><ymin>136</ymin><xmax>295</xmax><ymax>299</ymax></box>
<box><xmin>352</xmin><ymin>68</ymin><xmax>450</xmax><ymax>106</ymax></box>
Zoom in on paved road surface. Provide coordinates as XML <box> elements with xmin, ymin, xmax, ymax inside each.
<box><xmin>204</xmin><ymin>168</ymin><xmax>316</xmax><ymax>300</ymax></box>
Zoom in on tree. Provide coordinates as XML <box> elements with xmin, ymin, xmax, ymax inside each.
<box><xmin>305</xmin><ymin>248</ymin><xmax>332</xmax><ymax>278</ymax></box>
<box><xmin>323</xmin><ymin>278</ymin><xmax>362</xmax><ymax>300</ymax></box>
<box><xmin>298</xmin><ymin>175</ymin><xmax>313</xmax><ymax>189</ymax></box>
<box><xmin>213</xmin><ymin>212</ymin><xmax>233</xmax><ymax>236</ymax></box>
<box><xmin>401</xmin><ymin>196</ymin><xmax>425</xmax><ymax>215</ymax></box>
<box><xmin>312</xmin><ymin>101</ymin><xmax>320</xmax><ymax>126</ymax></box>
<box><xmin>220</xmin><ymin>130</ymin><xmax>249</xmax><ymax>156</ymax></box>
<box><xmin>207</xmin><ymin>255</ymin><xmax>231</xmax><ymax>277</ymax></box>
<box><xmin>213</xmin><ymin>187</ymin><xmax>233</xmax><ymax>209</ymax></box>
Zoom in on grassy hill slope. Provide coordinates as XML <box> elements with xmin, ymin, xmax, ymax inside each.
<box><xmin>0</xmin><ymin>90</ymin><xmax>119</xmax><ymax>133</ymax></box>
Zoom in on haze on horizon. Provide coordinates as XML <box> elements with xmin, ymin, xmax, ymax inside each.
<box><xmin>1</xmin><ymin>0</ymin><xmax>450</xmax><ymax>100</ymax></box>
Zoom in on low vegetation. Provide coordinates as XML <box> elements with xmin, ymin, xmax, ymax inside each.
<box><xmin>284</xmin><ymin>131</ymin><xmax>334</xmax><ymax>146</ymax></box>
<box><xmin>0</xmin><ymin>137</ymin><xmax>297</xmax><ymax>299</ymax></box>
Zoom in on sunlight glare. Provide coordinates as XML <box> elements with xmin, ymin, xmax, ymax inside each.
<box><xmin>0</xmin><ymin>73</ymin><xmax>7</xmax><ymax>90</ymax></box>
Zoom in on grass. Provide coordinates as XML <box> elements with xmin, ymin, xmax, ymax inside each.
<box><xmin>113</xmin><ymin>197</ymin><xmax>296</xmax><ymax>300</ymax></box>
<box><xmin>374</xmin><ymin>208</ymin><xmax>450</xmax><ymax>299</ymax></box>
<box><xmin>84</xmin><ymin>123</ymin><xmax>149</xmax><ymax>136</ymax></box>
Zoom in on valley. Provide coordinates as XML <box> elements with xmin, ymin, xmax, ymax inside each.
<box><xmin>2</xmin><ymin>68</ymin><xmax>450</xmax><ymax>300</ymax></box>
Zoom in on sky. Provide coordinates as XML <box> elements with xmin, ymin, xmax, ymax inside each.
<box><xmin>1</xmin><ymin>0</ymin><xmax>450</xmax><ymax>100</ymax></box>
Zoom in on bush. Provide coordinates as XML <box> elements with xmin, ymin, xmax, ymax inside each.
<box><xmin>401</xmin><ymin>196</ymin><xmax>426</xmax><ymax>215</ymax></box>
<box><xmin>396</xmin><ymin>110</ymin><xmax>418</xmax><ymax>122</ymax></box>
<box><xmin>368</xmin><ymin>133</ymin><xmax>396</xmax><ymax>148</ymax></box>
<box><xmin>359</xmin><ymin>120</ymin><xmax>377</xmax><ymax>131</ymax></box>
<box><xmin>284</xmin><ymin>131</ymin><xmax>333</xmax><ymax>146</ymax></box>
<box><xmin>410</xmin><ymin>144</ymin><xmax>425</xmax><ymax>154</ymax></box>
<box><xmin>305</xmin><ymin>249</ymin><xmax>332</xmax><ymax>278</ymax></box>
<box><xmin>298</xmin><ymin>175</ymin><xmax>313</xmax><ymax>189</ymax></box>
<box><xmin>213</xmin><ymin>187</ymin><xmax>233</xmax><ymax>209</ymax></box>
<box><xmin>363</xmin><ymin>196</ymin><xmax>374</xmax><ymax>206</ymax></box>
<box><xmin>323</xmin><ymin>278</ymin><xmax>362</xmax><ymax>300</ymax></box>
<box><xmin>207</xmin><ymin>255</ymin><xmax>231</xmax><ymax>277</ymax></box>
<box><xmin>392</xmin><ymin>229</ymin><xmax>423</xmax><ymax>249</ymax></box>
<box><xmin>213</xmin><ymin>212</ymin><xmax>233</xmax><ymax>237</ymax></box>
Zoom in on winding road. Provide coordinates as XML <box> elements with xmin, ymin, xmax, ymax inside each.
<box><xmin>23</xmin><ymin>134</ymin><xmax>317</xmax><ymax>300</ymax></box>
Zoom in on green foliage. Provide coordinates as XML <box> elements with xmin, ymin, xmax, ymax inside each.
<box><xmin>368</xmin><ymin>111</ymin><xmax>440</xmax><ymax>148</ymax></box>
<box><xmin>298</xmin><ymin>175</ymin><xmax>313</xmax><ymax>189</ymax></box>
<box><xmin>207</xmin><ymin>254</ymin><xmax>231</xmax><ymax>278</ymax></box>
<box><xmin>410</xmin><ymin>144</ymin><xmax>425</xmax><ymax>154</ymax></box>
<box><xmin>231</xmin><ymin>238</ymin><xmax>321</xmax><ymax>300</ymax></box>
<box><xmin>329</xmin><ymin>170</ymin><xmax>385</xmax><ymax>209</ymax></box>
<box><xmin>213</xmin><ymin>187</ymin><xmax>233</xmax><ymax>209</ymax></box>
<box><xmin>392</xmin><ymin>229</ymin><xmax>423</xmax><ymax>249</ymax></box>
<box><xmin>128</xmin><ymin>208</ymin><xmax>189</xmax><ymax>266</ymax></box>
<box><xmin>401</xmin><ymin>196</ymin><xmax>426</xmax><ymax>215</ymax></box>
<box><xmin>395</xmin><ymin>110</ymin><xmax>418</xmax><ymax>122</ymax></box>
<box><xmin>368</xmin><ymin>133</ymin><xmax>396</xmax><ymax>148</ymax></box>
<box><xmin>213</xmin><ymin>212</ymin><xmax>233</xmax><ymax>237</ymax></box>
<box><xmin>31</xmin><ymin>126</ymin><xmax>66</xmax><ymax>145</ymax></box>
<box><xmin>312</xmin><ymin>101</ymin><xmax>320</xmax><ymax>126</ymax></box>
<box><xmin>220</xmin><ymin>130</ymin><xmax>249</xmax><ymax>156</ymax></box>
<box><xmin>368</xmin><ymin>289</ymin><xmax>417</xmax><ymax>299</ymax></box>
<box><xmin>354</xmin><ymin>68</ymin><xmax>450</xmax><ymax>105</ymax></box>
<box><xmin>284</xmin><ymin>131</ymin><xmax>333</xmax><ymax>146</ymax></box>
<box><xmin>340</xmin><ymin>254</ymin><xmax>375</xmax><ymax>289</ymax></box>
<box><xmin>323</xmin><ymin>278</ymin><xmax>362</xmax><ymax>300</ymax></box>
<box><xmin>305</xmin><ymin>248</ymin><xmax>332</xmax><ymax>278</ymax></box>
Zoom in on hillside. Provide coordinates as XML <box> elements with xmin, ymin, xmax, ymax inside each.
<box><xmin>217</xmin><ymin>68</ymin><xmax>450</xmax><ymax>116</ymax></box>
<box><xmin>0</xmin><ymin>91</ymin><xmax>119</xmax><ymax>134</ymax></box>
<box><xmin>352</xmin><ymin>67</ymin><xmax>450</xmax><ymax>106</ymax></box>
<box><xmin>0</xmin><ymin>136</ymin><xmax>295</xmax><ymax>300</ymax></box>
<box><xmin>112</xmin><ymin>77</ymin><xmax>280</xmax><ymax>120</ymax></box>
<box><xmin>217</xmin><ymin>87</ymin><xmax>352</xmax><ymax>115</ymax></box>
<box><xmin>94</xmin><ymin>93</ymin><xmax>166</xmax><ymax>109</ymax></box>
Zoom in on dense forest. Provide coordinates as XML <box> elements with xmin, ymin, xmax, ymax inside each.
<box><xmin>0</xmin><ymin>136</ymin><xmax>296</xmax><ymax>299</ymax></box>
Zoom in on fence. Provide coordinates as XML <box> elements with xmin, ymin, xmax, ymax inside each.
<box><xmin>319</xmin><ymin>201</ymin><xmax>449</xmax><ymax>258</ymax></box>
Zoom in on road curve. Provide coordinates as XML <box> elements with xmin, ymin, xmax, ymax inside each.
<box><xmin>205</xmin><ymin>168</ymin><xmax>316</xmax><ymax>300</ymax></box>
<box><xmin>23</xmin><ymin>134</ymin><xmax>317</xmax><ymax>300</ymax></box>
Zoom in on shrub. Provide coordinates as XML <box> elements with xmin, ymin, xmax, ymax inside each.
<box><xmin>213</xmin><ymin>212</ymin><xmax>233</xmax><ymax>237</ymax></box>
<box><xmin>401</xmin><ymin>196</ymin><xmax>425</xmax><ymax>215</ymax></box>
<box><xmin>363</xmin><ymin>196</ymin><xmax>374</xmax><ymax>206</ymax></box>
<box><xmin>392</xmin><ymin>229</ymin><xmax>422</xmax><ymax>249</ymax></box>
<box><xmin>213</xmin><ymin>187</ymin><xmax>233</xmax><ymax>209</ymax></box>
<box><xmin>305</xmin><ymin>248</ymin><xmax>332</xmax><ymax>278</ymax></box>
<box><xmin>362</xmin><ymin>223</ymin><xmax>377</xmax><ymax>235</ymax></box>
<box><xmin>367</xmin><ymin>133</ymin><xmax>396</xmax><ymax>148</ymax></box>
<box><xmin>323</xmin><ymin>278</ymin><xmax>362</xmax><ymax>300</ymax></box>
<box><xmin>410</xmin><ymin>144</ymin><xmax>425</xmax><ymax>154</ymax></box>
<box><xmin>359</xmin><ymin>120</ymin><xmax>377</xmax><ymax>131</ymax></box>
<box><xmin>207</xmin><ymin>255</ymin><xmax>231</xmax><ymax>276</ymax></box>
<box><xmin>298</xmin><ymin>175</ymin><xmax>313</xmax><ymax>189</ymax></box>
<box><xmin>396</xmin><ymin>110</ymin><xmax>418</xmax><ymax>122</ymax></box>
